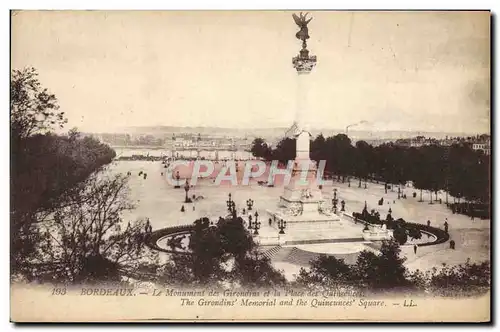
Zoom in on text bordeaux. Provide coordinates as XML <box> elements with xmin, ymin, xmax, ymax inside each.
<box><xmin>81</xmin><ymin>288</ymin><xmax>134</xmax><ymax>296</ymax></box>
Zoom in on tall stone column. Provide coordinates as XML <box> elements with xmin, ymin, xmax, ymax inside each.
<box><xmin>295</xmin><ymin>71</ymin><xmax>310</xmax><ymax>162</ymax></box>
<box><xmin>280</xmin><ymin>13</ymin><xmax>319</xmax><ymax>202</ymax></box>
<box><xmin>292</xmin><ymin>34</ymin><xmax>317</xmax><ymax>166</ymax></box>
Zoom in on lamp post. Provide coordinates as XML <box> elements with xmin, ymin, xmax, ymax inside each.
<box><xmin>252</xmin><ymin>211</ymin><xmax>261</xmax><ymax>235</ymax></box>
<box><xmin>332</xmin><ymin>188</ymin><xmax>338</xmax><ymax>213</ymax></box>
<box><xmin>184</xmin><ymin>180</ymin><xmax>190</xmax><ymax>203</ymax></box>
<box><xmin>278</xmin><ymin>219</ymin><xmax>287</xmax><ymax>234</ymax></box>
<box><xmin>226</xmin><ymin>193</ymin><xmax>233</xmax><ymax>213</ymax></box>
<box><xmin>246</xmin><ymin>199</ymin><xmax>254</xmax><ymax>211</ymax></box>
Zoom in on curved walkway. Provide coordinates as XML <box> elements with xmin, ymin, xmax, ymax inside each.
<box><xmin>405</xmin><ymin>222</ymin><xmax>450</xmax><ymax>246</ymax></box>
<box><xmin>145</xmin><ymin>224</ymin><xmax>194</xmax><ymax>254</ymax></box>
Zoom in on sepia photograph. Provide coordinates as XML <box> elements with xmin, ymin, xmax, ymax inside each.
<box><xmin>10</xmin><ymin>10</ymin><xmax>491</xmax><ymax>322</ymax></box>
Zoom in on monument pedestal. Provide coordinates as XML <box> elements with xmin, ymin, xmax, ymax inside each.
<box><xmin>267</xmin><ymin>156</ymin><xmax>345</xmax><ymax>240</ymax></box>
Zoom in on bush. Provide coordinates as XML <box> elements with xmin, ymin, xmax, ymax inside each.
<box><xmin>393</xmin><ymin>227</ymin><xmax>408</xmax><ymax>245</ymax></box>
<box><xmin>407</xmin><ymin>227</ymin><xmax>422</xmax><ymax>240</ymax></box>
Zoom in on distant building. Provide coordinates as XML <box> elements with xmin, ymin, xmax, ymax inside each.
<box><xmin>392</xmin><ymin>134</ymin><xmax>490</xmax><ymax>155</ymax></box>
<box><xmin>394</xmin><ymin>136</ymin><xmax>439</xmax><ymax>148</ymax></box>
<box><xmin>472</xmin><ymin>141</ymin><xmax>491</xmax><ymax>155</ymax></box>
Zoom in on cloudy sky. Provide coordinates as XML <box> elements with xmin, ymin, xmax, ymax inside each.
<box><xmin>11</xmin><ymin>11</ymin><xmax>490</xmax><ymax>133</ymax></box>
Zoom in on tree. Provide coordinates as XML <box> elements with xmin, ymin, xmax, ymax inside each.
<box><xmin>406</xmin><ymin>226</ymin><xmax>422</xmax><ymax>240</ymax></box>
<box><xmin>353</xmin><ymin>239</ymin><xmax>409</xmax><ymax>291</ymax></box>
<box><xmin>422</xmin><ymin>145</ymin><xmax>446</xmax><ymax>202</ymax></box>
<box><xmin>11</xmin><ymin>67</ymin><xmax>67</xmax><ymax>140</ymax></box>
<box><xmin>427</xmin><ymin>259</ymin><xmax>490</xmax><ymax>296</ymax></box>
<box><xmin>310</xmin><ymin>134</ymin><xmax>327</xmax><ymax>163</ymax></box>
<box><xmin>10</xmin><ymin>68</ymin><xmax>116</xmax><ymax>277</ymax></box>
<box><xmin>160</xmin><ymin>215</ymin><xmax>286</xmax><ymax>288</ymax></box>
<box><xmin>325</xmin><ymin>134</ymin><xmax>353</xmax><ymax>181</ymax></box>
<box><xmin>250</xmin><ymin>138</ymin><xmax>272</xmax><ymax>159</ymax></box>
<box><xmin>354</xmin><ymin>140</ymin><xmax>372</xmax><ymax>187</ymax></box>
<box><xmin>272</xmin><ymin>137</ymin><xmax>296</xmax><ymax>164</ymax></box>
<box><xmin>392</xmin><ymin>226</ymin><xmax>408</xmax><ymax>245</ymax></box>
<box><xmin>296</xmin><ymin>255</ymin><xmax>353</xmax><ymax>288</ymax></box>
<box><xmin>233</xmin><ymin>251</ymin><xmax>287</xmax><ymax>289</ymax></box>
<box><xmin>24</xmin><ymin>173</ymin><xmax>158</xmax><ymax>283</ymax></box>
<box><xmin>217</xmin><ymin>216</ymin><xmax>255</xmax><ymax>261</ymax></box>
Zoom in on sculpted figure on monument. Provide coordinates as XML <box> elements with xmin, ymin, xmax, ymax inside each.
<box><xmin>301</xmin><ymin>188</ymin><xmax>313</xmax><ymax>200</ymax></box>
<box><xmin>285</xmin><ymin>202</ymin><xmax>303</xmax><ymax>216</ymax></box>
<box><xmin>292</xmin><ymin>12</ymin><xmax>312</xmax><ymax>42</ymax></box>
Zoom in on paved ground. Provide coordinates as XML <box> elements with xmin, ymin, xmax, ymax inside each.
<box><xmin>110</xmin><ymin>160</ymin><xmax>490</xmax><ymax>279</ymax></box>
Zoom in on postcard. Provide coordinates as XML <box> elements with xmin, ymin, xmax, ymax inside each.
<box><xmin>10</xmin><ymin>10</ymin><xmax>490</xmax><ymax>322</ymax></box>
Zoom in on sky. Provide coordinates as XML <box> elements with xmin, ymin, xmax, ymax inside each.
<box><xmin>11</xmin><ymin>11</ymin><xmax>490</xmax><ymax>134</ymax></box>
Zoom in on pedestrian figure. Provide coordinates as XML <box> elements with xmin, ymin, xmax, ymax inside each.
<box><xmin>242</xmin><ymin>208</ymin><xmax>246</xmax><ymax>215</ymax></box>
<box><xmin>143</xmin><ymin>173</ymin><xmax>147</xmax><ymax>179</ymax></box>
<box><xmin>427</xmin><ymin>220</ymin><xmax>430</xmax><ymax>227</ymax></box>
<box><xmin>269</xmin><ymin>218</ymin><xmax>272</xmax><ymax>226</ymax></box>
<box><xmin>444</xmin><ymin>219</ymin><xmax>449</xmax><ymax>233</ymax></box>
<box><xmin>193</xmin><ymin>205</ymin><xmax>195</xmax><ymax>211</ymax></box>
<box><xmin>413</xmin><ymin>244</ymin><xmax>418</xmax><ymax>254</ymax></box>
<box><xmin>181</xmin><ymin>205</ymin><xmax>185</xmax><ymax>212</ymax></box>
<box><xmin>145</xmin><ymin>219</ymin><xmax>152</xmax><ymax>235</ymax></box>
<box><xmin>161</xmin><ymin>172</ymin><xmax>163</xmax><ymax>176</ymax></box>
<box><xmin>450</xmin><ymin>240</ymin><xmax>455</xmax><ymax>250</ymax></box>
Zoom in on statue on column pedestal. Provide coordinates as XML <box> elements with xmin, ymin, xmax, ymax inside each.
<box><xmin>292</xmin><ymin>12</ymin><xmax>312</xmax><ymax>44</ymax></box>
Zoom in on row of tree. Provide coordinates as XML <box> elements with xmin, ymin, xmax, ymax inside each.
<box><xmin>251</xmin><ymin>134</ymin><xmax>490</xmax><ymax>205</ymax></box>
<box><xmin>295</xmin><ymin>240</ymin><xmax>490</xmax><ymax>296</ymax></box>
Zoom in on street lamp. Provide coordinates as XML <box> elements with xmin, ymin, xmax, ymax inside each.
<box><xmin>278</xmin><ymin>219</ymin><xmax>287</xmax><ymax>234</ymax></box>
<box><xmin>332</xmin><ymin>189</ymin><xmax>338</xmax><ymax>213</ymax></box>
<box><xmin>252</xmin><ymin>211</ymin><xmax>261</xmax><ymax>235</ymax></box>
<box><xmin>184</xmin><ymin>180</ymin><xmax>191</xmax><ymax>203</ymax></box>
<box><xmin>246</xmin><ymin>199</ymin><xmax>254</xmax><ymax>211</ymax></box>
<box><xmin>226</xmin><ymin>193</ymin><xmax>234</xmax><ymax>212</ymax></box>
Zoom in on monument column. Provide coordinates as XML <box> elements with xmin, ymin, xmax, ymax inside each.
<box><xmin>267</xmin><ymin>12</ymin><xmax>341</xmax><ymax>230</ymax></box>
<box><xmin>281</xmin><ymin>12</ymin><xmax>320</xmax><ymax>202</ymax></box>
<box><xmin>295</xmin><ymin>70</ymin><xmax>311</xmax><ymax>161</ymax></box>
<box><xmin>292</xmin><ymin>16</ymin><xmax>316</xmax><ymax>163</ymax></box>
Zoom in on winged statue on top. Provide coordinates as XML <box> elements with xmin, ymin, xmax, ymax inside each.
<box><xmin>292</xmin><ymin>12</ymin><xmax>313</xmax><ymax>42</ymax></box>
